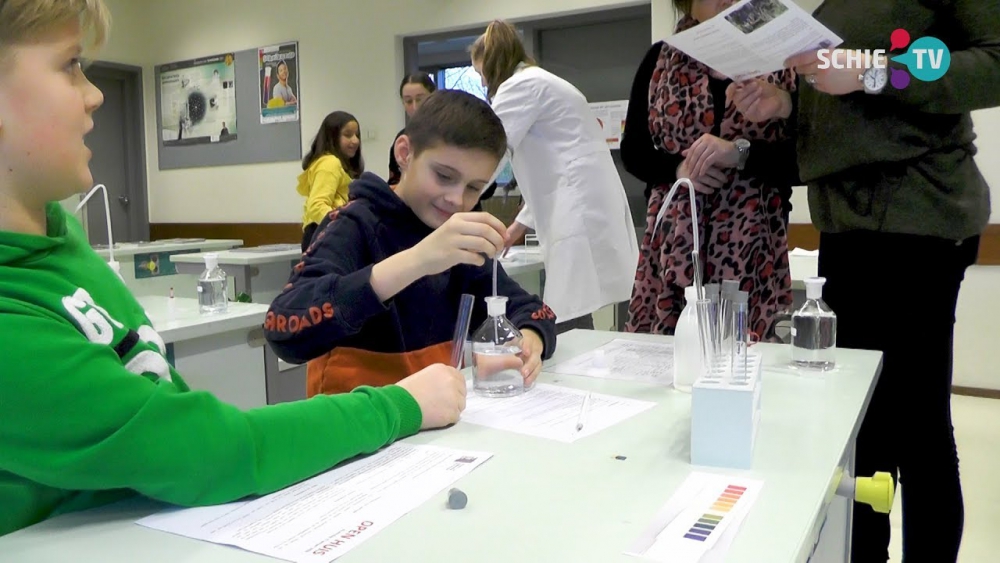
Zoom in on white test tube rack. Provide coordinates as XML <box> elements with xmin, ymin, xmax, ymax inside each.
<box><xmin>690</xmin><ymin>351</ymin><xmax>763</xmax><ymax>469</ymax></box>
<box><xmin>653</xmin><ymin>177</ymin><xmax>765</xmax><ymax>470</ymax></box>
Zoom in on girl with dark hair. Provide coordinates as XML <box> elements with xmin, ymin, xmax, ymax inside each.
<box><xmin>298</xmin><ymin>111</ymin><xmax>364</xmax><ymax>251</ymax></box>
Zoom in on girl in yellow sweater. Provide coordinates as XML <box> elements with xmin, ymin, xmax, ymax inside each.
<box><xmin>298</xmin><ymin>111</ymin><xmax>364</xmax><ymax>251</ymax></box>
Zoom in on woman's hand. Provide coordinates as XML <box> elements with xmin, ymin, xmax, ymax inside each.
<box><xmin>682</xmin><ymin>134</ymin><xmax>739</xmax><ymax>179</ymax></box>
<box><xmin>786</xmin><ymin>50</ymin><xmax>866</xmax><ymax>96</ymax></box>
<box><xmin>677</xmin><ymin>158</ymin><xmax>728</xmax><ymax>195</ymax></box>
<box><xmin>503</xmin><ymin>221</ymin><xmax>529</xmax><ymax>256</ymax></box>
<box><xmin>726</xmin><ymin>80</ymin><xmax>792</xmax><ymax>122</ymax></box>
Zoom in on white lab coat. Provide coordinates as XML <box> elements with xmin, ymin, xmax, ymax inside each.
<box><xmin>492</xmin><ymin>65</ymin><xmax>639</xmax><ymax>323</ymax></box>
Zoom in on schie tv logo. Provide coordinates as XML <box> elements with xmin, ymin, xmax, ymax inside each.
<box><xmin>816</xmin><ymin>29</ymin><xmax>951</xmax><ymax>89</ymax></box>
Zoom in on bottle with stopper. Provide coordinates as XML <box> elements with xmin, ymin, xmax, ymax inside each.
<box><xmin>791</xmin><ymin>277</ymin><xmax>837</xmax><ymax>370</ymax></box>
<box><xmin>198</xmin><ymin>253</ymin><xmax>228</xmax><ymax>315</ymax></box>
<box><xmin>471</xmin><ymin>296</ymin><xmax>525</xmax><ymax>398</ymax></box>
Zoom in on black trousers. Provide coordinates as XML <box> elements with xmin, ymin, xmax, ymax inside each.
<box><xmin>818</xmin><ymin>231</ymin><xmax>978</xmax><ymax>563</ymax></box>
<box><xmin>301</xmin><ymin>223</ymin><xmax>319</xmax><ymax>253</ymax></box>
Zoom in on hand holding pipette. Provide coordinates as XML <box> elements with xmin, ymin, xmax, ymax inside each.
<box><xmin>409</xmin><ymin>212</ymin><xmax>507</xmax><ymax>274</ymax></box>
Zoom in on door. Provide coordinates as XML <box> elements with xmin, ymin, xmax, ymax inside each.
<box><xmin>84</xmin><ymin>63</ymin><xmax>149</xmax><ymax>244</ymax></box>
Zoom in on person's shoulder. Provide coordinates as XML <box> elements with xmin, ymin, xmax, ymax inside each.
<box><xmin>312</xmin><ymin>154</ymin><xmax>347</xmax><ymax>173</ymax></box>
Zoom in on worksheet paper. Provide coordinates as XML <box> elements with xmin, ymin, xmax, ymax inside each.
<box><xmin>547</xmin><ymin>339</ymin><xmax>674</xmax><ymax>385</ymax></box>
<box><xmin>665</xmin><ymin>0</ymin><xmax>843</xmax><ymax>81</ymax></box>
<box><xmin>461</xmin><ymin>383</ymin><xmax>656</xmax><ymax>443</ymax></box>
<box><xmin>625</xmin><ymin>472</ymin><xmax>764</xmax><ymax>563</ymax></box>
<box><xmin>137</xmin><ymin>444</ymin><xmax>492</xmax><ymax>563</ymax></box>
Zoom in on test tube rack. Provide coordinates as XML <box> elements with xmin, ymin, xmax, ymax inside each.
<box><xmin>690</xmin><ymin>350</ymin><xmax>763</xmax><ymax>470</ymax></box>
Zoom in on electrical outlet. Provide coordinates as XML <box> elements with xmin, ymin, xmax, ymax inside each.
<box><xmin>364</xmin><ymin>129</ymin><xmax>377</xmax><ymax>141</ymax></box>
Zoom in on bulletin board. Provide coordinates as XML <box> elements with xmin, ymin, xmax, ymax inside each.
<box><xmin>154</xmin><ymin>45</ymin><xmax>302</xmax><ymax>170</ymax></box>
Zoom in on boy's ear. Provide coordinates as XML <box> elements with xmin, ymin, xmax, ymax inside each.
<box><xmin>394</xmin><ymin>134</ymin><xmax>414</xmax><ymax>172</ymax></box>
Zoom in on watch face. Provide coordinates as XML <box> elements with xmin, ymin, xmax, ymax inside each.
<box><xmin>865</xmin><ymin>68</ymin><xmax>888</xmax><ymax>92</ymax></box>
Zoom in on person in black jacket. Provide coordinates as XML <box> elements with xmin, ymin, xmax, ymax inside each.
<box><xmin>388</xmin><ymin>72</ymin><xmax>436</xmax><ymax>186</ymax></box>
<box><xmin>267</xmin><ymin>90</ymin><xmax>557</xmax><ymax>398</ymax></box>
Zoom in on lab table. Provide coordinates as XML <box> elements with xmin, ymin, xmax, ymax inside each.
<box><xmin>136</xmin><ymin>296</ymin><xmax>296</xmax><ymax>409</ymax></box>
<box><xmin>169</xmin><ymin>244</ymin><xmax>302</xmax><ymax>306</ymax></box>
<box><xmin>93</xmin><ymin>238</ymin><xmax>244</xmax><ymax>300</ymax></box>
<box><xmin>0</xmin><ymin>330</ymin><xmax>881</xmax><ymax>563</ymax></box>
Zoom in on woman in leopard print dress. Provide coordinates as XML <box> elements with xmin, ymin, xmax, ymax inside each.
<box><xmin>620</xmin><ymin>4</ymin><xmax>798</xmax><ymax>341</ymax></box>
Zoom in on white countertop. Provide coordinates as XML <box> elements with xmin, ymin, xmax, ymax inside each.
<box><xmin>137</xmin><ymin>296</ymin><xmax>269</xmax><ymax>344</ymax></box>
<box><xmin>0</xmin><ymin>330</ymin><xmax>881</xmax><ymax>563</ymax></box>
<box><xmin>94</xmin><ymin>239</ymin><xmax>244</xmax><ymax>260</ymax></box>
<box><xmin>498</xmin><ymin>246</ymin><xmax>545</xmax><ymax>277</ymax></box>
<box><xmin>169</xmin><ymin>244</ymin><xmax>301</xmax><ymax>267</ymax></box>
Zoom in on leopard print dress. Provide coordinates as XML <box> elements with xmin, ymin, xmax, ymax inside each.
<box><xmin>625</xmin><ymin>17</ymin><xmax>794</xmax><ymax>341</ymax></box>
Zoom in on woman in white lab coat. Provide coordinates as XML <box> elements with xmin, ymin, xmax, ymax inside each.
<box><xmin>470</xmin><ymin>20</ymin><xmax>639</xmax><ymax>333</ymax></box>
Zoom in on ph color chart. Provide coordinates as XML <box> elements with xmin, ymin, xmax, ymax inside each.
<box><xmin>682</xmin><ymin>484</ymin><xmax>747</xmax><ymax>542</ymax></box>
<box><xmin>625</xmin><ymin>472</ymin><xmax>763</xmax><ymax>562</ymax></box>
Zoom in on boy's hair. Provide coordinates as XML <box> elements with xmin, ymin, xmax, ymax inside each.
<box><xmin>0</xmin><ymin>0</ymin><xmax>110</xmax><ymax>63</ymax></box>
<box><xmin>469</xmin><ymin>20</ymin><xmax>535</xmax><ymax>100</ymax></box>
<box><xmin>302</xmin><ymin>110</ymin><xmax>364</xmax><ymax>178</ymax></box>
<box><xmin>398</xmin><ymin>71</ymin><xmax>437</xmax><ymax>97</ymax></box>
<box><xmin>404</xmin><ymin>89</ymin><xmax>507</xmax><ymax>162</ymax></box>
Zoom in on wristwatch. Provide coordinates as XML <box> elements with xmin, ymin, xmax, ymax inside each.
<box><xmin>861</xmin><ymin>52</ymin><xmax>888</xmax><ymax>94</ymax></box>
<box><xmin>734</xmin><ymin>139</ymin><xmax>750</xmax><ymax>170</ymax></box>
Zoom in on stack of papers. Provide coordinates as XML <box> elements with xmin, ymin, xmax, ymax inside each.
<box><xmin>138</xmin><ymin>444</ymin><xmax>492</xmax><ymax>562</ymax></box>
<box><xmin>665</xmin><ymin>0</ymin><xmax>843</xmax><ymax>81</ymax></box>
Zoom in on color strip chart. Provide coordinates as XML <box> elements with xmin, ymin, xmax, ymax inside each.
<box><xmin>625</xmin><ymin>472</ymin><xmax>763</xmax><ymax>563</ymax></box>
<box><xmin>682</xmin><ymin>484</ymin><xmax>747</xmax><ymax>542</ymax></box>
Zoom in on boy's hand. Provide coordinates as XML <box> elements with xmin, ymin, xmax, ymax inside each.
<box><xmin>396</xmin><ymin>364</ymin><xmax>467</xmax><ymax>430</ymax></box>
<box><xmin>519</xmin><ymin>329</ymin><xmax>544</xmax><ymax>388</ymax></box>
<box><xmin>413</xmin><ymin>213</ymin><xmax>508</xmax><ymax>276</ymax></box>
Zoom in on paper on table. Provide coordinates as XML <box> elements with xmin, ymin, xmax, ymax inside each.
<box><xmin>625</xmin><ymin>472</ymin><xmax>763</xmax><ymax>563</ymax></box>
<box><xmin>462</xmin><ymin>383</ymin><xmax>656</xmax><ymax>443</ymax></box>
<box><xmin>547</xmin><ymin>339</ymin><xmax>674</xmax><ymax>385</ymax></box>
<box><xmin>664</xmin><ymin>0</ymin><xmax>843</xmax><ymax>81</ymax></box>
<box><xmin>137</xmin><ymin>444</ymin><xmax>492</xmax><ymax>563</ymax></box>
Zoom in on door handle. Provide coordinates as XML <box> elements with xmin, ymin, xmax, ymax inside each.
<box><xmin>118</xmin><ymin>195</ymin><xmax>130</xmax><ymax>207</ymax></box>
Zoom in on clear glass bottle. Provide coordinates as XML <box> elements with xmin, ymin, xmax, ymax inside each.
<box><xmin>792</xmin><ymin>277</ymin><xmax>837</xmax><ymax>370</ymax></box>
<box><xmin>198</xmin><ymin>253</ymin><xmax>228</xmax><ymax>315</ymax></box>
<box><xmin>471</xmin><ymin>296</ymin><xmax>525</xmax><ymax>398</ymax></box>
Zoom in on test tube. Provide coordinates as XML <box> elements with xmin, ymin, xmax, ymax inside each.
<box><xmin>721</xmin><ymin>280</ymin><xmax>739</xmax><ymax>358</ymax></box>
<box><xmin>732</xmin><ymin>291</ymin><xmax>749</xmax><ymax>380</ymax></box>
<box><xmin>705</xmin><ymin>284</ymin><xmax>721</xmax><ymax>360</ymax></box>
<box><xmin>696</xmin><ymin>298</ymin><xmax>715</xmax><ymax>380</ymax></box>
<box><xmin>450</xmin><ymin>294</ymin><xmax>475</xmax><ymax>368</ymax></box>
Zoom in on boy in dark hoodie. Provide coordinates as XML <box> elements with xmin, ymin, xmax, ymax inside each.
<box><xmin>265</xmin><ymin>90</ymin><xmax>558</xmax><ymax>397</ymax></box>
<box><xmin>0</xmin><ymin>0</ymin><xmax>466</xmax><ymax>537</ymax></box>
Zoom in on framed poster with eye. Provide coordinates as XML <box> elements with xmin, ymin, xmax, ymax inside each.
<box><xmin>158</xmin><ymin>52</ymin><xmax>237</xmax><ymax>146</ymax></box>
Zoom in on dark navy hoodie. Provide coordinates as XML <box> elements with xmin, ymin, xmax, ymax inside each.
<box><xmin>265</xmin><ymin>172</ymin><xmax>557</xmax><ymax>396</ymax></box>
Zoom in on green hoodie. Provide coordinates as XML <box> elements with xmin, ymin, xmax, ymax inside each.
<box><xmin>0</xmin><ymin>203</ymin><xmax>422</xmax><ymax>536</ymax></box>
